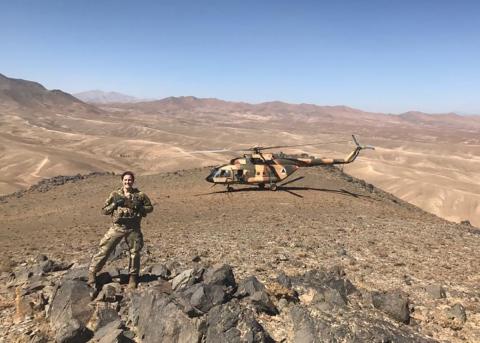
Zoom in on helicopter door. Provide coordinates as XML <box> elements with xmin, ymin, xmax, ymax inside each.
<box><xmin>235</xmin><ymin>169</ymin><xmax>246</xmax><ymax>183</ymax></box>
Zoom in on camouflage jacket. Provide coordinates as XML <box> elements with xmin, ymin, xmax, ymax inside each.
<box><xmin>102</xmin><ymin>187</ymin><xmax>153</xmax><ymax>227</ymax></box>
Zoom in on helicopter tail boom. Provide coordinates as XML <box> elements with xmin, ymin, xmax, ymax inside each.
<box><xmin>304</xmin><ymin>135</ymin><xmax>374</xmax><ymax>166</ymax></box>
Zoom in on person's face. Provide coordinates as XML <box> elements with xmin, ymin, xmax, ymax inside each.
<box><xmin>123</xmin><ymin>174</ymin><xmax>134</xmax><ymax>190</ymax></box>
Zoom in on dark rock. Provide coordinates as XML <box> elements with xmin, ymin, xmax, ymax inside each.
<box><xmin>235</xmin><ymin>276</ymin><xmax>278</xmax><ymax>315</ymax></box>
<box><xmin>249</xmin><ymin>291</ymin><xmax>278</xmax><ymax>315</ymax></box>
<box><xmin>93</xmin><ymin>303</ymin><xmax>121</xmax><ymax>330</ymax></box>
<box><xmin>171</xmin><ymin>268</ymin><xmax>198</xmax><ymax>291</ymax></box>
<box><xmin>403</xmin><ymin>274</ymin><xmax>413</xmax><ymax>286</ymax></box>
<box><xmin>445</xmin><ymin>303</ymin><xmax>467</xmax><ymax>330</ymax></box>
<box><xmin>32</xmin><ymin>256</ymin><xmax>72</xmax><ymax>275</ymax></box>
<box><xmin>372</xmin><ymin>291</ymin><xmax>410</xmax><ymax>324</ymax></box>
<box><xmin>22</xmin><ymin>280</ymin><xmax>47</xmax><ymax>296</ymax></box>
<box><xmin>127</xmin><ymin>292</ymin><xmax>142</xmax><ymax>327</ymax></box>
<box><xmin>290</xmin><ymin>306</ymin><xmax>328</xmax><ymax>343</ymax></box>
<box><xmin>49</xmin><ymin>280</ymin><xmax>94</xmax><ymax>342</ymax></box>
<box><xmin>192</xmin><ymin>255</ymin><xmax>202</xmax><ymax>262</ymax></box>
<box><xmin>312</xmin><ymin>287</ymin><xmax>347</xmax><ymax>311</ymax></box>
<box><xmin>96</xmin><ymin>272</ymin><xmax>113</xmax><ymax>287</ymax></box>
<box><xmin>62</xmin><ymin>267</ymin><xmax>88</xmax><ymax>282</ymax></box>
<box><xmin>104</xmin><ymin>266</ymin><xmax>121</xmax><ymax>280</ymax></box>
<box><xmin>150</xmin><ymin>279</ymin><xmax>173</xmax><ymax>294</ymax></box>
<box><xmin>203</xmin><ymin>264</ymin><xmax>236</xmax><ymax>289</ymax></box>
<box><xmin>276</xmin><ymin>272</ymin><xmax>292</xmax><ymax>288</ymax></box>
<box><xmin>136</xmin><ymin>290</ymin><xmax>201</xmax><ymax>342</ymax></box>
<box><xmin>292</xmin><ymin>267</ymin><xmax>357</xmax><ymax>308</ymax></box>
<box><xmin>177</xmin><ymin>283</ymin><xmax>228</xmax><ymax>317</ymax></box>
<box><xmin>150</xmin><ymin>263</ymin><xmax>170</xmax><ymax>279</ymax></box>
<box><xmin>94</xmin><ymin>319</ymin><xmax>124</xmax><ymax>342</ymax></box>
<box><xmin>165</xmin><ymin>260</ymin><xmax>182</xmax><ymax>277</ymax></box>
<box><xmin>55</xmin><ymin>318</ymin><xmax>93</xmax><ymax>343</ymax></box>
<box><xmin>235</xmin><ymin>276</ymin><xmax>265</xmax><ymax>298</ymax></box>
<box><xmin>13</xmin><ymin>266</ymin><xmax>35</xmax><ymax>284</ymax></box>
<box><xmin>290</xmin><ymin>305</ymin><xmax>436</xmax><ymax>343</ymax></box>
<box><xmin>424</xmin><ymin>284</ymin><xmax>446</xmax><ymax>299</ymax></box>
<box><xmin>95</xmin><ymin>283</ymin><xmax>122</xmax><ymax>302</ymax></box>
<box><xmin>35</xmin><ymin>254</ymin><xmax>48</xmax><ymax>262</ymax></box>
<box><xmin>122</xmin><ymin>330</ymin><xmax>135</xmax><ymax>341</ymax></box>
<box><xmin>204</xmin><ymin>300</ymin><xmax>273</xmax><ymax>343</ymax></box>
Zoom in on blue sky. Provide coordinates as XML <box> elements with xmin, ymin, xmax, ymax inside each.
<box><xmin>1</xmin><ymin>0</ymin><xmax>479</xmax><ymax>114</ymax></box>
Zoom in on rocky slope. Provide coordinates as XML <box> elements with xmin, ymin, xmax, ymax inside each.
<box><xmin>0</xmin><ymin>167</ymin><xmax>479</xmax><ymax>342</ymax></box>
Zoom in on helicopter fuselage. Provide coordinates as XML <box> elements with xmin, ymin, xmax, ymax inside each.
<box><xmin>205</xmin><ymin>153</ymin><xmax>322</xmax><ymax>186</ymax></box>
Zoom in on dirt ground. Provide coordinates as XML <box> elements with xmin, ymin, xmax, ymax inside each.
<box><xmin>1</xmin><ymin>166</ymin><xmax>479</xmax><ymax>342</ymax></box>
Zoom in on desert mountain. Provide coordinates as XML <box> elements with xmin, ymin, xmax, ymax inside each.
<box><xmin>0</xmin><ymin>74</ymin><xmax>479</xmax><ymax>227</ymax></box>
<box><xmin>0</xmin><ymin>168</ymin><xmax>478</xmax><ymax>342</ymax></box>
<box><xmin>74</xmin><ymin>90</ymin><xmax>139</xmax><ymax>104</ymax></box>
<box><xmin>0</xmin><ymin>73</ymin><xmax>93</xmax><ymax>113</ymax></box>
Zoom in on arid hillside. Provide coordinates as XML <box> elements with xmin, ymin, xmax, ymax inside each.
<box><xmin>0</xmin><ymin>168</ymin><xmax>479</xmax><ymax>342</ymax></box>
<box><xmin>0</xmin><ymin>73</ymin><xmax>479</xmax><ymax>226</ymax></box>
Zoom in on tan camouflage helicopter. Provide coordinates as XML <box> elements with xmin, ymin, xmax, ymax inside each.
<box><xmin>204</xmin><ymin>135</ymin><xmax>374</xmax><ymax>191</ymax></box>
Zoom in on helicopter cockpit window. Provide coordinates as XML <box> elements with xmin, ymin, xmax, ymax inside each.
<box><xmin>217</xmin><ymin>170</ymin><xmax>231</xmax><ymax>178</ymax></box>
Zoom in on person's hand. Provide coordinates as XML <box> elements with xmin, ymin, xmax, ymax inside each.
<box><xmin>114</xmin><ymin>198</ymin><xmax>125</xmax><ymax>208</ymax></box>
<box><xmin>132</xmin><ymin>197</ymin><xmax>143</xmax><ymax>211</ymax></box>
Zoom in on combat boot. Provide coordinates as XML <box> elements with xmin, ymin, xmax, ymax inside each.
<box><xmin>128</xmin><ymin>274</ymin><xmax>138</xmax><ymax>289</ymax></box>
<box><xmin>87</xmin><ymin>272</ymin><xmax>96</xmax><ymax>286</ymax></box>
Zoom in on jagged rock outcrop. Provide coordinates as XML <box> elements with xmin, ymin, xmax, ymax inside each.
<box><xmin>1</xmin><ymin>256</ymin><xmax>452</xmax><ymax>342</ymax></box>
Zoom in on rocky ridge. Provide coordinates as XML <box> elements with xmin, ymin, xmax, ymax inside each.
<box><xmin>1</xmin><ymin>254</ymin><xmax>447</xmax><ymax>343</ymax></box>
<box><xmin>0</xmin><ymin>166</ymin><xmax>479</xmax><ymax>342</ymax></box>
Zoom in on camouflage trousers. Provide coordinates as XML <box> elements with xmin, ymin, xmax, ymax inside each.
<box><xmin>89</xmin><ymin>224</ymin><xmax>144</xmax><ymax>275</ymax></box>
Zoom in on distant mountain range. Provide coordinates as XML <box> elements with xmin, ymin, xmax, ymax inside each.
<box><xmin>0</xmin><ymin>73</ymin><xmax>90</xmax><ymax>111</ymax></box>
<box><xmin>1</xmin><ymin>72</ymin><xmax>480</xmax><ymax>227</ymax></box>
<box><xmin>73</xmin><ymin>90</ymin><xmax>141</xmax><ymax>104</ymax></box>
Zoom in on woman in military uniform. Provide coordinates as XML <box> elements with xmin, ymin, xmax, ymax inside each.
<box><xmin>88</xmin><ymin>171</ymin><xmax>153</xmax><ymax>289</ymax></box>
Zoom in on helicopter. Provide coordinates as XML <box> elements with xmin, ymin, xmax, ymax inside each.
<box><xmin>204</xmin><ymin>135</ymin><xmax>374</xmax><ymax>191</ymax></box>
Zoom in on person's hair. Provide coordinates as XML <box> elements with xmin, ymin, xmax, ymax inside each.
<box><xmin>121</xmin><ymin>171</ymin><xmax>135</xmax><ymax>182</ymax></box>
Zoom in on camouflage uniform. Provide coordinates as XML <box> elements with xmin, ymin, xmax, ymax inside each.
<box><xmin>89</xmin><ymin>187</ymin><xmax>153</xmax><ymax>277</ymax></box>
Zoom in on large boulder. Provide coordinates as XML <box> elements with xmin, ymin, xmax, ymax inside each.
<box><xmin>292</xmin><ymin>267</ymin><xmax>357</xmax><ymax>302</ymax></box>
<box><xmin>440</xmin><ymin>303</ymin><xmax>467</xmax><ymax>330</ymax></box>
<box><xmin>49</xmin><ymin>280</ymin><xmax>94</xmax><ymax>343</ymax></box>
<box><xmin>372</xmin><ymin>290</ymin><xmax>410</xmax><ymax>324</ymax></box>
<box><xmin>203</xmin><ymin>264</ymin><xmax>236</xmax><ymax>290</ymax></box>
<box><xmin>235</xmin><ymin>276</ymin><xmax>278</xmax><ymax>315</ymax></box>
<box><xmin>204</xmin><ymin>300</ymin><xmax>273</xmax><ymax>343</ymax></box>
<box><xmin>176</xmin><ymin>283</ymin><xmax>229</xmax><ymax>317</ymax></box>
<box><xmin>290</xmin><ymin>305</ymin><xmax>436</xmax><ymax>343</ymax></box>
<box><xmin>171</xmin><ymin>268</ymin><xmax>204</xmax><ymax>291</ymax></box>
<box><xmin>55</xmin><ymin>319</ymin><xmax>93</xmax><ymax>343</ymax></box>
<box><xmin>136</xmin><ymin>290</ymin><xmax>202</xmax><ymax>343</ymax></box>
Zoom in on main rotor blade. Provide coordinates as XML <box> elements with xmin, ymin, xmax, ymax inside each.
<box><xmin>189</xmin><ymin>149</ymin><xmax>236</xmax><ymax>154</ymax></box>
<box><xmin>280</xmin><ymin>188</ymin><xmax>304</xmax><ymax>198</ymax></box>
<box><xmin>280</xmin><ymin>176</ymin><xmax>304</xmax><ymax>187</ymax></box>
<box><xmin>252</xmin><ymin>140</ymin><xmax>347</xmax><ymax>151</ymax></box>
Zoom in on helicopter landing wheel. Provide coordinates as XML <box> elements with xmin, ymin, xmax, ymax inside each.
<box><xmin>226</xmin><ymin>185</ymin><xmax>234</xmax><ymax>192</ymax></box>
<box><xmin>270</xmin><ymin>183</ymin><xmax>278</xmax><ymax>191</ymax></box>
<box><xmin>258</xmin><ymin>184</ymin><xmax>265</xmax><ymax>190</ymax></box>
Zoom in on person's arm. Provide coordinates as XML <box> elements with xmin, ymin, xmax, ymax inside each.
<box><xmin>140</xmin><ymin>193</ymin><xmax>154</xmax><ymax>216</ymax></box>
<box><xmin>102</xmin><ymin>192</ymin><xmax>122</xmax><ymax>215</ymax></box>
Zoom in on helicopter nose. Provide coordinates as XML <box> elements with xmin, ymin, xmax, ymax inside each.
<box><xmin>206</xmin><ymin>175</ymin><xmax>214</xmax><ymax>183</ymax></box>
